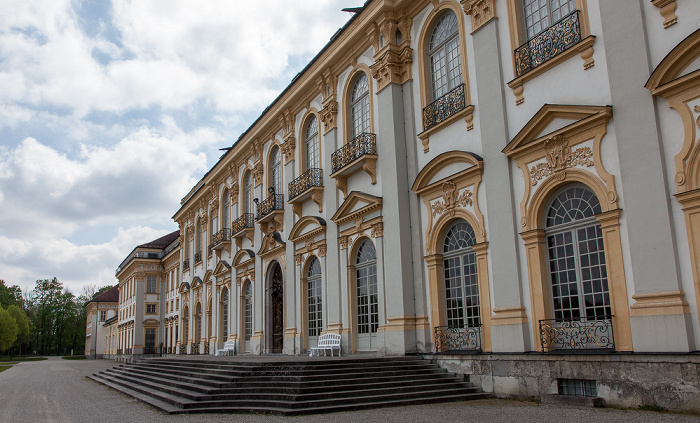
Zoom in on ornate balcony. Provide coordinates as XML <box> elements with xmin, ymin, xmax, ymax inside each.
<box><xmin>194</xmin><ymin>251</ymin><xmax>202</xmax><ymax>264</ymax></box>
<box><xmin>182</xmin><ymin>258</ymin><xmax>190</xmax><ymax>271</ymax></box>
<box><xmin>288</xmin><ymin>168</ymin><xmax>323</xmax><ymax>217</ymax></box>
<box><xmin>330</xmin><ymin>132</ymin><xmax>377</xmax><ymax>198</ymax></box>
<box><xmin>434</xmin><ymin>324</ymin><xmax>482</xmax><ymax>353</ymax></box>
<box><xmin>539</xmin><ymin>316</ymin><xmax>615</xmax><ymax>351</ymax></box>
<box><xmin>422</xmin><ymin>83</ymin><xmax>466</xmax><ymax>132</ymax></box>
<box><xmin>210</xmin><ymin>228</ymin><xmax>231</xmax><ymax>252</ymax></box>
<box><xmin>231</xmin><ymin>213</ymin><xmax>255</xmax><ymax>248</ymax></box>
<box><xmin>256</xmin><ymin>194</ymin><xmax>284</xmax><ymax>233</ymax></box>
<box><xmin>514</xmin><ymin>11</ymin><xmax>582</xmax><ymax>77</ymax></box>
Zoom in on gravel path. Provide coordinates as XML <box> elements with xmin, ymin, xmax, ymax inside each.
<box><xmin>0</xmin><ymin>356</ymin><xmax>697</xmax><ymax>423</ymax></box>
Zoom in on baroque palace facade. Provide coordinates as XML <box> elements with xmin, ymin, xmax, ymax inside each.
<box><xmin>102</xmin><ymin>0</ymin><xmax>700</xmax><ymax>411</ymax></box>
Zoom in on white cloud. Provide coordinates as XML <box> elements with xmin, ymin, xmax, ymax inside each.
<box><xmin>0</xmin><ymin>118</ymin><xmax>219</xmax><ymax>239</ymax></box>
<box><xmin>0</xmin><ymin>225</ymin><xmax>173</xmax><ymax>293</ymax></box>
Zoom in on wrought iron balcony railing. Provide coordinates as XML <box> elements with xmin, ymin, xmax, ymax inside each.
<box><xmin>256</xmin><ymin>194</ymin><xmax>284</xmax><ymax>221</ymax></box>
<box><xmin>210</xmin><ymin>228</ymin><xmax>231</xmax><ymax>249</ymax></box>
<box><xmin>514</xmin><ymin>10</ymin><xmax>582</xmax><ymax>77</ymax></box>
<box><xmin>182</xmin><ymin>259</ymin><xmax>190</xmax><ymax>270</ymax></box>
<box><xmin>331</xmin><ymin>133</ymin><xmax>377</xmax><ymax>174</ymax></box>
<box><xmin>434</xmin><ymin>324</ymin><xmax>482</xmax><ymax>353</ymax></box>
<box><xmin>194</xmin><ymin>251</ymin><xmax>202</xmax><ymax>263</ymax></box>
<box><xmin>422</xmin><ymin>83</ymin><xmax>466</xmax><ymax>131</ymax></box>
<box><xmin>232</xmin><ymin>213</ymin><xmax>254</xmax><ymax>235</ymax></box>
<box><xmin>539</xmin><ymin>316</ymin><xmax>614</xmax><ymax>351</ymax></box>
<box><xmin>289</xmin><ymin>168</ymin><xmax>323</xmax><ymax>200</ymax></box>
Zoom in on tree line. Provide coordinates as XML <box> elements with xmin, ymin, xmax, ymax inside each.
<box><xmin>0</xmin><ymin>278</ymin><xmax>111</xmax><ymax>356</ymax></box>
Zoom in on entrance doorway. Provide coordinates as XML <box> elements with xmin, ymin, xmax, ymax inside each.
<box><xmin>266</xmin><ymin>261</ymin><xmax>284</xmax><ymax>353</ymax></box>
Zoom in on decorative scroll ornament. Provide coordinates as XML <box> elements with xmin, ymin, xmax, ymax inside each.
<box><xmin>695</xmin><ymin>105</ymin><xmax>700</xmax><ymax>129</ymax></box>
<box><xmin>281</xmin><ymin>137</ymin><xmax>296</xmax><ymax>165</ymax></box>
<box><xmin>461</xmin><ymin>0</ymin><xmax>496</xmax><ymax>32</ymax></box>
<box><xmin>318</xmin><ymin>243</ymin><xmax>327</xmax><ymax>257</ymax></box>
<box><xmin>371</xmin><ymin>222</ymin><xmax>383</xmax><ymax>238</ymax></box>
<box><xmin>339</xmin><ymin>235</ymin><xmax>349</xmax><ymax>250</ymax></box>
<box><xmin>295</xmin><ymin>254</ymin><xmax>303</xmax><ymax>265</ymax></box>
<box><xmin>431</xmin><ymin>181</ymin><xmax>473</xmax><ymax>218</ymax></box>
<box><xmin>529</xmin><ymin>135</ymin><xmax>594</xmax><ymax>185</ymax></box>
<box><xmin>252</xmin><ymin>162</ymin><xmax>264</xmax><ymax>187</ymax></box>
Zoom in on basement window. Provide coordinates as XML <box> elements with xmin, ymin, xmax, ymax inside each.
<box><xmin>558</xmin><ymin>378</ymin><xmax>597</xmax><ymax>397</ymax></box>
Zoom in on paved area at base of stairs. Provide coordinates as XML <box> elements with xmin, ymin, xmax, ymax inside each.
<box><xmin>1</xmin><ymin>356</ymin><xmax>698</xmax><ymax>423</ymax></box>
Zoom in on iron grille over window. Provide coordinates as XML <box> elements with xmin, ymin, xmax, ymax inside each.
<box><xmin>210</xmin><ymin>228</ymin><xmax>231</xmax><ymax>248</ymax></box>
<box><xmin>539</xmin><ymin>316</ymin><xmax>614</xmax><ymax>350</ymax></box>
<box><xmin>434</xmin><ymin>324</ymin><xmax>482</xmax><ymax>353</ymax></box>
<box><xmin>232</xmin><ymin>213</ymin><xmax>254</xmax><ymax>234</ymax></box>
<box><xmin>514</xmin><ymin>10</ymin><xmax>582</xmax><ymax>77</ymax></box>
<box><xmin>331</xmin><ymin>133</ymin><xmax>376</xmax><ymax>173</ymax></box>
<box><xmin>422</xmin><ymin>83</ymin><xmax>466</xmax><ymax>131</ymax></box>
<box><xmin>289</xmin><ymin>168</ymin><xmax>323</xmax><ymax>200</ymax></box>
<box><xmin>256</xmin><ymin>194</ymin><xmax>284</xmax><ymax>221</ymax></box>
<box><xmin>558</xmin><ymin>378</ymin><xmax>598</xmax><ymax>397</ymax></box>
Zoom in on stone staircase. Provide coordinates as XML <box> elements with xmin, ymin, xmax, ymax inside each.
<box><xmin>88</xmin><ymin>356</ymin><xmax>489</xmax><ymax>415</ymax></box>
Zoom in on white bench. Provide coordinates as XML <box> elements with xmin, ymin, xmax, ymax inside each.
<box><xmin>309</xmin><ymin>333</ymin><xmax>341</xmax><ymax>357</ymax></box>
<box><xmin>217</xmin><ymin>340</ymin><xmax>236</xmax><ymax>356</ymax></box>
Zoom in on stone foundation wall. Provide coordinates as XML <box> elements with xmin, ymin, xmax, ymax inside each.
<box><xmin>425</xmin><ymin>353</ymin><xmax>700</xmax><ymax>413</ymax></box>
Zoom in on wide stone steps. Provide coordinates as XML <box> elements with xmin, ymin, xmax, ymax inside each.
<box><xmin>88</xmin><ymin>356</ymin><xmax>489</xmax><ymax>415</ymax></box>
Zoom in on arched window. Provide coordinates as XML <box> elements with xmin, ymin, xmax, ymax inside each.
<box><xmin>307</xmin><ymin>257</ymin><xmax>323</xmax><ymax>338</ymax></box>
<box><xmin>184</xmin><ymin>231</ymin><xmax>190</xmax><ymax>264</ymax></box>
<box><xmin>350</xmin><ymin>73</ymin><xmax>370</xmax><ymax>139</ymax></box>
<box><xmin>442</xmin><ymin>221</ymin><xmax>480</xmax><ymax>327</ymax></box>
<box><xmin>195</xmin><ymin>303</ymin><xmax>202</xmax><ymax>344</ymax></box>
<box><xmin>221</xmin><ymin>287</ymin><xmax>229</xmax><ymax>340</ymax></box>
<box><xmin>545</xmin><ymin>185</ymin><xmax>610</xmax><ymax>321</ymax></box>
<box><xmin>355</xmin><ymin>239</ymin><xmax>378</xmax><ymax>342</ymax></box>
<box><xmin>269</xmin><ymin>145</ymin><xmax>282</xmax><ymax>195</ymax></box>
<box><xmin>244</xmin><ymin>171</ymin><xmax>253</xmax><ymax>215</ymax></box>
<box><xmin>196</xmin><ymin>219</ymin><xmax>202</xmax><ymax>259</ymax></box>
<box><xmin>304</xmin><ymin>115</ymin><xmax>319</xmax><ymax>171</ymax></box>
<box><xmin>222</xmin><ymin>189</ymin><xmax>230</xmax><ymax>229</ymax></box>
<box><xmin>244</xmin><ymin>282</ymin><xmax>253</xmax><ymax>352</ymax></box>
<box><xmin>428</xmin><ymin>10</ymin><xmax>462</xmax><ymax>101</ymax></box>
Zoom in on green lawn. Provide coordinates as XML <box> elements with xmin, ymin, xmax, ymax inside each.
<box><xmin>0</xmin><ymin>356</ymin><xmax>48</xmax><ymax>362</ymax></box>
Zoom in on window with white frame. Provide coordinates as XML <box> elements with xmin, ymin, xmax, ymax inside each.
<box><xmin>305</xmin><ymin>116</ymin><xmax>319</xmax><ymax>171</ymax></box>
<box><xmin>545</xmin><ymin>185</ymin><xmax>610</xmax><ymax>321</ymax></box>
<box><xmin>355</xmin><ymin>239</ymin><xmax>378</xmax><ymax>335</ymax></box>
<box><xmin>222</xmin><ymin>188</ymin><xmax>230</xmax><ymax>229</ymax></box>
<box><xmin>147</xmin><ymin>275</ymin><xmax>157</xmax><ymax>294</ymax></box>
<box><xmin>350</xmin><ymin>73</ymin><xmax>370</xmax><ymax>138</ymax></box>
<box><xmin>307</xmin><ymin>257</ymin><xmax>323</xmax><ymax>337</ymax></box>
<box><xmin>270</xmin><ymin>145</ymin><xmax>282</xmax><ymax>195</ymax></box>
<box><xmin>522</xmin><ymin>0</ymin><xmax>575</xmax><ymax>40</ymax></box>
<box><xmin>442</xmin><ymin>221</ymin><xmax>481</xmax><ymax>327</ymax></box>
<box><xmin>221</xmin><ymin>287</ymin><xmax>229</xmax><ymax>339</ymax></box>
<box><xmin>244</xmin><ymin>171</ymin><xmax>253</xmax><ymax>215</ymax></box>
<box><xmin>146</xmin><ymin>303</ymin><xmax>157</xmax><ymax>314</ymax></box>
<box><xmin>428</xmin><ymin>10</ymin><xmax>462</xmax><ymax>102</ymax></box>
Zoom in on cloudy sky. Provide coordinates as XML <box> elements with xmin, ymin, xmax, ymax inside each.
<box><xmin>0</xmin><ymin>0</ymin><xmax>365</xmax><ymax>295</ymax></box>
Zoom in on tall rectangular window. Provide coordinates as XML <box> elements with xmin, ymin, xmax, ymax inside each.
<box><xmin>146</xmin><ymin>304</ymin><xmax>157</xmax><ymax>314</ymax></box>
<box><xmin>147</xmin><ymin>275</ymin><xmax>157</xmax><ymax>293</ymax></box>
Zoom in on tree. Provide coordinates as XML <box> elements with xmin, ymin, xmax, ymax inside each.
<box><xmin>0</xmin><ymin>306</ymin><xmax>18</xmax><ymax>353</ymax></box>
<box><xmin>7</xmin><ymin>305</ymin><xmax>31</xmax><ymax>355</ymax></box>
<box><xmin>0</xmin><ymin>280</ymin><xmax>23</xmax><ymax>308</ymax></box>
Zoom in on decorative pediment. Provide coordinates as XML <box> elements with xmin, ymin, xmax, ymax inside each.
<box><xmin>412</xmin><ymin>151</ymin><xmax>483</xmax><ymax>194</ymax></box>
<box><xmin>258</xmin><ymin>231</ymin><xmax>286</xmax><ymax>259</ymax></box>
<box><xmin>178</xmin><ymin>282</ymin><xmax>190</xmax><ymax>294</ymax></box>
<box><xmin>289</xmin><ymin>216</ymin><xmax>327</xmax><ymax>243</ymax></box>
<box><xmin>646</xmin><ymin>29</ymin><xmax>700</xmax><ymax>93</ymax></box>
<box><xmin>142</xmin><ymin>319</ymin><xmax>160</xmax><ymax>326</ymax></box>
<box><xmin>646</xmin><ymin>29</ymin><xmax>700</xmax><ymax>193</ymax></box>
<box><xmin>504</xmin><ymin>104</ymin><xmax>612</xmax><ymax>158</ymax></box>
<box><xmin>213</xmin><ymin>260</ymin><xmax>231</xmax><ymax>278</ymax></box>
<box><xmin>504</xmin><ymin>104</ymin><xmax>617</xmax><ymax>230</ymax></box>
<box><xmin>412</xmin><ymin>151</ymin><xmax>486</xmax><ymax>254</ymax></box>
<box><xmin>331</xmin><ymin>192</ymin><xmax>382</xmax><ymax>225</ymax></box>
<box><xmin>233</xmin><ymin>249</ymin><xmax>255</xmax><ymax>269</ymax></box>
<box><xmin>202</xmin><ymin>270</ymin><xmax>212</xmax><ymax>284</ymax></box>
<box><xmin>191</xmin><ymin>276</ymin><xmax>203</xmax><ymax>289</ymax></box>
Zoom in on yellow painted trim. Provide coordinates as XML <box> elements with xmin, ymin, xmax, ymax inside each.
<box><xmin>630</xmin><ymin>291</ymin><xmax>690</xmax><ymax>316</ymax></box>
<box><xmin>491</xmin><ymin>306</ymin><xmax>528</xmax><ymax>326</ymax></box>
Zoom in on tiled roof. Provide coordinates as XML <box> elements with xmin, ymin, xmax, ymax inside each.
<box><xmin>138</xmin><ymin>230</ymin><xmax>180</xmax><ymax>249</ymax></box>
<box><xmin>90</xmin><ymin>285</ymin><xmax>119</xmax><ymax>303</ymax></box>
